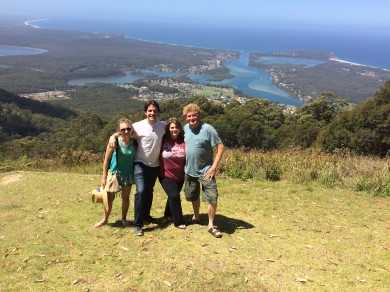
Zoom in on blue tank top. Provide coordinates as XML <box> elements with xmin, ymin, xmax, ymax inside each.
<box><xmin>109</xmin><ymin>138</ymin><xmax>136</xmax><ymax>186</ymax></box>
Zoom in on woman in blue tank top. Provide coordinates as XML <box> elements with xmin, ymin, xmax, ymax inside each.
<box><xmin>93</xmin><ymin>118</ymin><xmax>136</xmax><ymax>228</ymax></box>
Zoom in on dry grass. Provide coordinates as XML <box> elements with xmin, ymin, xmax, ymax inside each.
<box><xmin>0</xmin><ymin>171</ymin><xmax>389</xmax><ymax>291</ymax></box>
<box><xmin>220</xmin><ymin>148</ymin><xmax>390</xmax><ymax>195</ymax></box>
<box><xmin>2</xmin><ymin>148</ymin><xmax>389</xmax><ymax>195</ymax></box>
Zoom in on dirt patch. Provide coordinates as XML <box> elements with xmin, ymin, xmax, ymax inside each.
<box><xmin>0</xmin><ymin>173</ymin><xmax>23</xmax><ymax>185</ymax></box>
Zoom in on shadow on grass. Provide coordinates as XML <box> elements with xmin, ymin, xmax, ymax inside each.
<box><xmin>109</xmin><ymin>214</ymin><xmax>254</xmax><ymax>235</ymax></box>
<box><xmin>108</xmin><ymin>220</ymin><xmax>133</xmax><ymax>228</ymax></box>
<box><xmin>181</xmin><ymin>214</ymin><xmax>255</xmax><ymax>235</ymax></box>
<box><xmin>214</xmin><ymin>214</ymin><xmax>255</xmax><ymax>234</ymax></box>
<box><xmin>108</xmin><ymin>219</ymin><xmax>162</xmax><ymax>233</ymax></box>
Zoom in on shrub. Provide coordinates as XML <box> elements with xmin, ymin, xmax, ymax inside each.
<box><xmin>319</xmin><ymin>170</ymin><xmax>339</xmax><ymax>188</ymax></box>
<box><xmin>355</xmin><ymin>177</ymin><xmax>372</xmax><ymax>192</ymax></box>
<box><xmin>265</xmin><ymin>161</ymin><xmax>282</xmax><ymax>181</ymax></box>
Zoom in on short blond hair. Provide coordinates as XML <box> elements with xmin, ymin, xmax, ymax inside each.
<box><xmin>183</xmin><ymin>103</ymin><xmax>201</xmax><ymax>116</ymax></box>
<box><xmin>117</xmin><ymin>118</ymin><xmax>132</xmax><ymax>130</ymax></box>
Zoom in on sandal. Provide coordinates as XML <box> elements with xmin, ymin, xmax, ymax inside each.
<box><xmin>176</xmin><ymin>224</ymin><xmax>186</xmax><ymax>230</ymax></box>
<box><xmin>208</xmin><ymin>227</ymin><xmax>222</xmax><ymax>238</ymax></box>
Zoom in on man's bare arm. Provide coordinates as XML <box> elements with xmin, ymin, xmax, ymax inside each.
<box><xmin>203</xmin><ymin>143</ymin><xmax>224</xmax><ymax>180</ymax></box>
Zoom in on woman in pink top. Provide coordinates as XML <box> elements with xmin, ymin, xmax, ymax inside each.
<box><xmin>159</xmin><ymin>118</ymin><xmax>186</xmax><ymax>229</ymax></box>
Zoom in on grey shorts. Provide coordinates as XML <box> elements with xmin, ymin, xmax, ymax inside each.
<box><xmin>184</xmin><ymin>174</ymin><xmax>218</xmax><ymax>204</ymax></box>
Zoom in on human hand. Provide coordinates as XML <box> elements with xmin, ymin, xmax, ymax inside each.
<box><xmin>108</xmin><ymin>133</ymin><xmax>119</xmax><ymax>148</ymax></box>
<box><xmin>101</xmin><ymin>177</ymin><xmax>107</xmax><ymax>188</ymax></box>
<box><xmin>203</xmin><ymin>168</ymin><xmax>216</xmax><ymax>180</ymax></box>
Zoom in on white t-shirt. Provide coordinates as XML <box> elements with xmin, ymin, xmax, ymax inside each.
<box><xmin>133</xmin><ymin>119</ymin><xmax>166</xmax><ymax>167</ymax></box>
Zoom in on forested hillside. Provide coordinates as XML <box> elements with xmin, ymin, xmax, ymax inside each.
<box><xmin>0</xmin><ymin>89</ymin><xmax>76</xmax><ymax>143</ymax></box>
<box><xmin>0</xmin><ymin>81</ymin><xmax>389</xmax><ymax>161</ymax></box>
<box><xmin>51</xmin><ymin>84</ymin><xmax>144</xmax><ymax>120</ymax></box>
<box><xmin>318</xmin><ymin>82</ymin><xmax>390</xmax><ymax>155</ymax></box>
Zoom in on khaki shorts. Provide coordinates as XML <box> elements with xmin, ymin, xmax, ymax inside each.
<box><xmin>184</xmin><ymin>174</ymin><xmax>218</xmax><ymax>204</ymax></box>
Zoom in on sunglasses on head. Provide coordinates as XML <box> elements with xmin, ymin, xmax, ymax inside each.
<box><xmin>120</xmin><ymin>127</ymin><xmax>132</xmax><ymax>132</ymax></box>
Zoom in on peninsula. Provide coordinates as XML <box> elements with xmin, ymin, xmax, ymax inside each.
<box><xmin>249</xmin><ymin>50</ymin><xmax>390</xmax><ymax>103</ymax></box>
<box><xmin>1</xmin><ymin>16</ymin><xmax>389</xmax><ymax>106</ymax></box>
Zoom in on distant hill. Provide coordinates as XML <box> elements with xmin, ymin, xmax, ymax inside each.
<box><xmin>0</xmin><ymin>88</ymin><xmax>77</xmax><ymax>142</ymax></box>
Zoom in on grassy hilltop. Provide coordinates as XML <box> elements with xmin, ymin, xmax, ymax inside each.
<box><xmin>0</xmin><ymin>171</ymin><xmax>389</xmax><ymax>291</ymax></box>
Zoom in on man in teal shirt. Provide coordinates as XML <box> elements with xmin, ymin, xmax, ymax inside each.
<box><xmin>183</xmin><ymin>103</ymin><xmax>225</xmax><ymax>238</ymax></box>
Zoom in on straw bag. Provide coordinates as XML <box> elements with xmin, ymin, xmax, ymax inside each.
<box><xmin>104</xmin><ymin>138</ymin><xmax>121</xmax><ymax>193</ymax></box>
<box><xmin>105</xmin><ymin>170</ymin><xmax>121</xmax><ymax>193</ymax></box>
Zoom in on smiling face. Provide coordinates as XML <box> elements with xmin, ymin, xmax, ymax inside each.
<box><xmin>119</xmin><ymin>122</ymin><xmax>133</xmax><ymax>137</ymax></box>
<box><xmin>185</xmin><ymin>111</ymin><xmax>201</xmax><ymax>129</ymax></box>
<box><xmin>169</xmin><ymin>122</ymin><xmax>181</xmax><ymax>139</ymax></box>
<box><xmin>145</xmin><ymin>104</ymin><xmax>159</xmax><ymax>124</ymax></box>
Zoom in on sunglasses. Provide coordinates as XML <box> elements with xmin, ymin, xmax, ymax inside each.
<box><xmin>120</xmin><ymin>127</ymin><xmax>132</xmax><ymax>132</ymax></box>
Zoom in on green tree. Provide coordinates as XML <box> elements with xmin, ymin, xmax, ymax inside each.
<box><xmin>276</xmin><ymin>122</ymin><xmax>321</xmax><ymax>149</ymax></box>
<box><xmin>318</xmin><ymin>81</ymin><xmax>390</xmax><ymax>156</ymax></box>
<box><xmin>276</xmin><ymin>93</ymin><xmax>343</xmax><ymax>149</ymax></box>
<box><xmin>212</xmin><ymin>115</ymin><xmax>238</xmax><ymax>147</ymax></box>
<box><xmin>237</xmin><ymin>120</ymin><xmax>275</xmax><ymax>149</ymax></box>
<box><xmin>296</xmin><ymin>95</ymin><xmax>337</xmax><ymax>124</ymax></box>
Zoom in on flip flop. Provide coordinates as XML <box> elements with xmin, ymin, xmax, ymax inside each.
<box><xmin>208</xmin><ymin>227</ymin><xmax>222</xmax><ymax>238</ymax></box>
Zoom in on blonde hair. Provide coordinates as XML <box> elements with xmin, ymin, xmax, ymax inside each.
<box><xmin>183</xmin><ymin>103</ymin><xmax>201</xmax><ymax>116</ymax></box>
<box><xmin>117</xmin><ymin>118</ymin><xmax>132</xmax><ymax>130</ymax></box>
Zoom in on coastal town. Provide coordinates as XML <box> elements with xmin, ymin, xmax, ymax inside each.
<box><xmin>17</xmin><ymin>49</ymin><xmax>253</xmax><ymax>105</ymax></box>
<box><xmin>20</xmin><ymin>90</ymin><xmax>72</xmax><ymax>101</ymax></box>
<box><xmin>20</xmin><ymin>80</ymin><xmax>248</xmax><ymax>105</ymax></box>
<box><xmin>18</xmin><ymin>81</ymin><xmax>300</xmax><ymax>116</ymax></box>
<box><xmin>17</xmin><ymin>44</ymin><xmax>387</xmax><ymax>110</ymax></box>
<box><xmin>18</xmin><ymin>50</ymin><xmax>246</xmax><ymax>103</ymax></box>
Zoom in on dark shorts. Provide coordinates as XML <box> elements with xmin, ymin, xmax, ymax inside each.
<box><xmin>184</xmin><ymin>174</ymin><xmax>218</xmax><ymax>204</ymax></box>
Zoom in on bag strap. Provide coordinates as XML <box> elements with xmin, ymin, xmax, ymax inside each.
<box><xmin>116</xmin><ymin>137</ymin><xmax>119</xmax><ymax>164</ymax></box>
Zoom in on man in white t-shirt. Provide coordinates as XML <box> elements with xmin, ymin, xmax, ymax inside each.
<box><xmin>110</xmin><ymin>100</ymin><xmax>165</xmax><ymax>236</ymax></box>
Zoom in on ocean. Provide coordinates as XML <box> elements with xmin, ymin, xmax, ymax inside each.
<box><xmin>25</xmin><ymin>18</ymin><xmax>390</xmax><ymax>106</ymax></box>
<box><xmin>31</xmin><ymin>18</ymin><xmax>390</xmax><ymax>70</ymax></box>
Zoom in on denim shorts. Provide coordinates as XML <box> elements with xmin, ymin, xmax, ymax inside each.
<box><xmin>184</xmin><ymin>174</ymin><xmax>218</xmax><ymax>204</ymax></box>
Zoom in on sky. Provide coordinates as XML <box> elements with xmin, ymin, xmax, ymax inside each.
<box><xmin>2</xmin><ymin>0</ymin><xmax>390</xmax><ymax>32</ymax></box>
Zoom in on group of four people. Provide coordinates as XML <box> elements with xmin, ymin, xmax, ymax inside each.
<box><xmin>94</xmin><ymin>100</ymin><xmax>224</xmax><ymax>238</ymax></box>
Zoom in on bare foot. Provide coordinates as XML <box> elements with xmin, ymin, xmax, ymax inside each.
<box><xmin>93</xmin><ymin>220</ymin><xmax>107</xmax><ymax>228</ymax></box>
<box><xmin>176</xmin><ymin>224</ymin><xmax>186</xmax><ymax>229</ymax></box>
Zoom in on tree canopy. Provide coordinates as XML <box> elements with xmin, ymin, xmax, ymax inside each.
<box><xmin>1</xmin><ymin>81</ymin><xmax>389</xmax><ymax>160</ymax></box>
<box><xmin>318</xmin><ymin>80</ymin><xmax>390</xmax><ymax>156</ymax></box>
